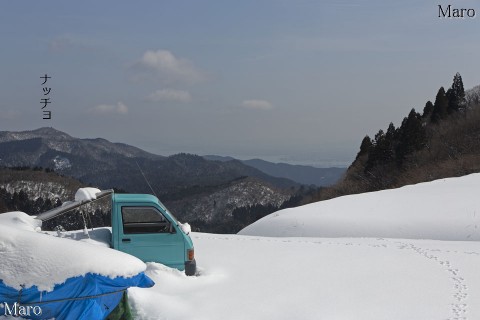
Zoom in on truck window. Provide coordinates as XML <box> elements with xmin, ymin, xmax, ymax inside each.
<box><xmin>121</xmin><ymin>207</ymin><xmax>171</xmax><ymax>234</ymax></box>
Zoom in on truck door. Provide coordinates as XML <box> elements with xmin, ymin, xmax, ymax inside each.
<box><xmin>117</xmin><ymin>205</ymin><xmax>185</xmax><ymax>270</ymax></box>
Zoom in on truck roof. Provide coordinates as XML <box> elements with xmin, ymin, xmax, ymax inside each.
<box><xmin>113</xmin><ymin>193</ymin><xmax>174</xmax><ymax>220</ymax></box>
<box><xmin>112</xmin><ymin>193</ymin><xmax>160</xmax><ymax>204</ymax></box>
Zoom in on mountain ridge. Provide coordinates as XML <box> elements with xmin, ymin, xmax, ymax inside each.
<box><xmin>0</xmin><ymin>128</ymin><xmax>298</xmax><ymax>191</ymax></box>
<box><xmin>0</xmin><ymin>128</ymin><xmax>298</xmax><ymax>232</ymax></box>
<box><xmin>203</xmin><ymin>155</ymin><xmax>345</xmax><ymax>186</ymax></box>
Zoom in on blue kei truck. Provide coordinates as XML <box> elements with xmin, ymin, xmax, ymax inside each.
<box><xmin>35</xmin><ymin>189</ymin><xmax>197</xmax><ymax>276</ymax></box>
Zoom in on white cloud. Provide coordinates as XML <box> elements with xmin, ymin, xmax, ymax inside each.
<box><xmin>133</xmin><ymin>49</ymin><xmax>204</xmax><ymax>84</ymax></box>
<box><xmin>90</xmin><ymin>101</ymin><xmax>128</xmax><ymax>115</ymax></box>
<box><xmin>241</xmin><ymin>99</ymin><xmax>274</xmax><ymax>110</ymax></box>
<box><xmin>146</xmin><ymin>89</ymin><xmax>192</xmax><ymax>103</ymax></box>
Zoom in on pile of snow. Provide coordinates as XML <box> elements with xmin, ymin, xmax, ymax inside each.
<box><xmin>129</xmin><ymin>233</ymin><xmax>480</xmax><ymax>320</ymax></box>
<box><xmin>240</xmin><ymin>174</ymin><xmax>480</xmax><ymax>240</ymax></box>
<box><xmin>0</xmin><ymin>211</ymin><xmax>42</xmax><ymax>232</ymax></box>
<box><xmin>74</xmin><ymin>187</ymin><xmax>101</xmax><ymax>201</ymax></box>
<box><xmin>179</xmin><ymin>222</ymin><xmax>191</xmax><ymax>235</ymax></box>
<box><xmin>0</xmin><ymin>211</ymin><xmax>146</xmax><ymax>291</ymax></box>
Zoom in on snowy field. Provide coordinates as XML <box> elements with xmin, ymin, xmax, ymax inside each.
<box><xmin>239</xmin><ymin>174</ymin><xmax>480</xmax><ymax>240</ymax></box>
<box><xmin>130</xmin><ymin>234</ymin><xmax>480</xmax><ymax>320</ymax></box>
<box><xmin>130</xmin><ymin>174</ymin><xmax>480</xmax><ymax>320</ymax></box>
<box><xmin>1</xmin><ymin>175</ymin><xmax>480</xmax><ymax>319</ymax></box>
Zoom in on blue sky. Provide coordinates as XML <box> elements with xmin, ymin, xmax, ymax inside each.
<box><xmin>1</xmin><ymin>1</ymin><xmax>479</xmax><ymax>166</ymax></box>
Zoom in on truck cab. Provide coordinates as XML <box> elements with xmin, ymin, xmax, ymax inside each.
<box><xmin>35</xmin><ymin>189</ymin><xmax>196</xmax><ymax>276</ymax></box>
<box><xmin>111</xmin><ymin>193</ymin><xmax>196</xmax><ymax>276</ymax></box>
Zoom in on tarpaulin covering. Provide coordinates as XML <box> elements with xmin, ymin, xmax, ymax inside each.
<box><xmin>0</xmin><ymin>272</ymin><xmax>154</xmax><ymax>320</ymax></box>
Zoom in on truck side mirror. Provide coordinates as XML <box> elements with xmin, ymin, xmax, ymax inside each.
<box><xmin>169</xmin><ymin>223</ymin><xmax>176</xmax><ymax>234</ymax></box>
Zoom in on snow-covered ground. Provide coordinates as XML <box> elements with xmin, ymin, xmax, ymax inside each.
<box><xmin>130</xmin><ymin>174</ymin><xmax>480</xmax><ymax>320</ymax></box>
<box><xmin>239</xmin><ymin>174</ymin><xmax>480</xmax><ymax>240</ymax></box>
<box><xmin>130</xmin><ymin>234</ymin><xmax>480</xmax><ymax>320</ymax></box>
<box><xmin>2</xmin><ymin>176</ymin><xmax>480</xmax><ymax>319</ymax></box>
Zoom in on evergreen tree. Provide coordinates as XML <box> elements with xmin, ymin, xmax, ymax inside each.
<box><xmin>34</xmin><ymin>197</ymin><xmax>45</xmax><ymax>214</ymax></box>
<box><xmin>396</xmin><ymin>109</ymin><xmax>426</xmax><ymax>164</ymax></box>
<box><xmin>422</xmin><ymin>101</ymin><xmax>434</xmax><ymax>119</ymax></box>
<box><xmin>365</xmin><ymin>131</ymin><xmax>383</xmax><ymax>171</ymax></box>
<box><xmin>12</xmin><ymin>191</ymin><xmax>20</xmax><ymax>210</ymax></box>
<box><xmin>365</xmin><ymin>128</ymin><xmax>396</xmax><ymax>170</ymax></box>
<box><xmin>431</xmin><ymin>87</ymin><xmax>448</xmax><ymax>123</ymax></box>
<box><xmin>377</xmin><ymin>128</ymin><xmax>395</xmax><ymax>163</ymax></box>
<box><xmin>385</xmin><ymin>122</ymin><xmax>397</xmax><ymax>141</ymax></box>
<box><xmin>447</xmin><ymin>72</ymin><xmax>466</xmax><ymax>113</ymax></box>
<box><xmin>357</xmin><ymin>135</ymin><xmax>373</xmax><ymax>158</ymax></box>
<box><xmin>42</xmin><ymin>198</ymin><xmax>53</xmax><ymax>211</ymax></box>
<box><xmin>453</xmin><ymin>72</ymin><xmax>466</xmax><ymax>106</ymax></box>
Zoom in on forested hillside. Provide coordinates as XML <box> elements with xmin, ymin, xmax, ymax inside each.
<box><xmin>0</xmin><ymin>167</ymin><xmax>301</xmax><ymax>233</ymax></box>
<box><xmin>0</xmin><ymin>128</ymin><xmax>300</xmax><ymax>233</ymax></box>
<box><xmin>305</xmin><ymin>73</ymin><xmax>480</xmax><ymax>203</ymax></box>
<box><xmin>0</xmin><ymin>167</ymin><xmax>110</xmax><ymax>230</ymax></box>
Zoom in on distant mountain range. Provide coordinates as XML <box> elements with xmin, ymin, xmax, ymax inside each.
<box><xmin>0</xmin><ymin>128</ymin><xmax>297</xmax><ymax>192</ymax></box>
<box><xmin>0</xmin><ymin>127</ymin><xmax>303</xmax><ymax>232</ymax></box>
<box><xmin>203</xmin><ymin>155</ymin><xmax>345</xmax><ymax>186</ymax></box>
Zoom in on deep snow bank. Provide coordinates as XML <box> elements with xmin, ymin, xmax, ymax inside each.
<box><xmin>239</xmin><ymin>174</ymin><xmax>480</xmax><ymax>240</ymax></box>
<box><xmin>0</xmin><ymin>211</ymin><xmax>146</xmax><ymax>291</ymax></box>
<box><xmin>129</xmin><ymin>233</ymin><xmax>480</xmax><ymax>320</ymax></box>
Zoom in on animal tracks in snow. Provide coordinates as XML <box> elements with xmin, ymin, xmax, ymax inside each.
<box><xmin>385</xmin><ymin>240</ymin><xmax>472</xmax><ymax>320</ymax></box>
<box><xmin>197</xmin><ymin>234</ymin><xmax>479</xmax><ymax>319</ymax></box>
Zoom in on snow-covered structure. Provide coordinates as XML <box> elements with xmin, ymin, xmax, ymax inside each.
<box><xmin>0</xmin><ymin>211</ymin><xmax>154</xmax><ymax>319</ymax></box>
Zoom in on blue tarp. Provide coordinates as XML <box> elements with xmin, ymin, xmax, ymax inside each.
<box><xmin>0</xmin><ymin>272</ymin><xmax>154</xmax><ymax>320</ymax></box>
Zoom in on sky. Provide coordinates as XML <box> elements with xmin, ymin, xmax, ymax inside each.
<box><xmin>1</xmin><ymin>1</ymin><xmax>479</xmax><ymax>167</ymax></box>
